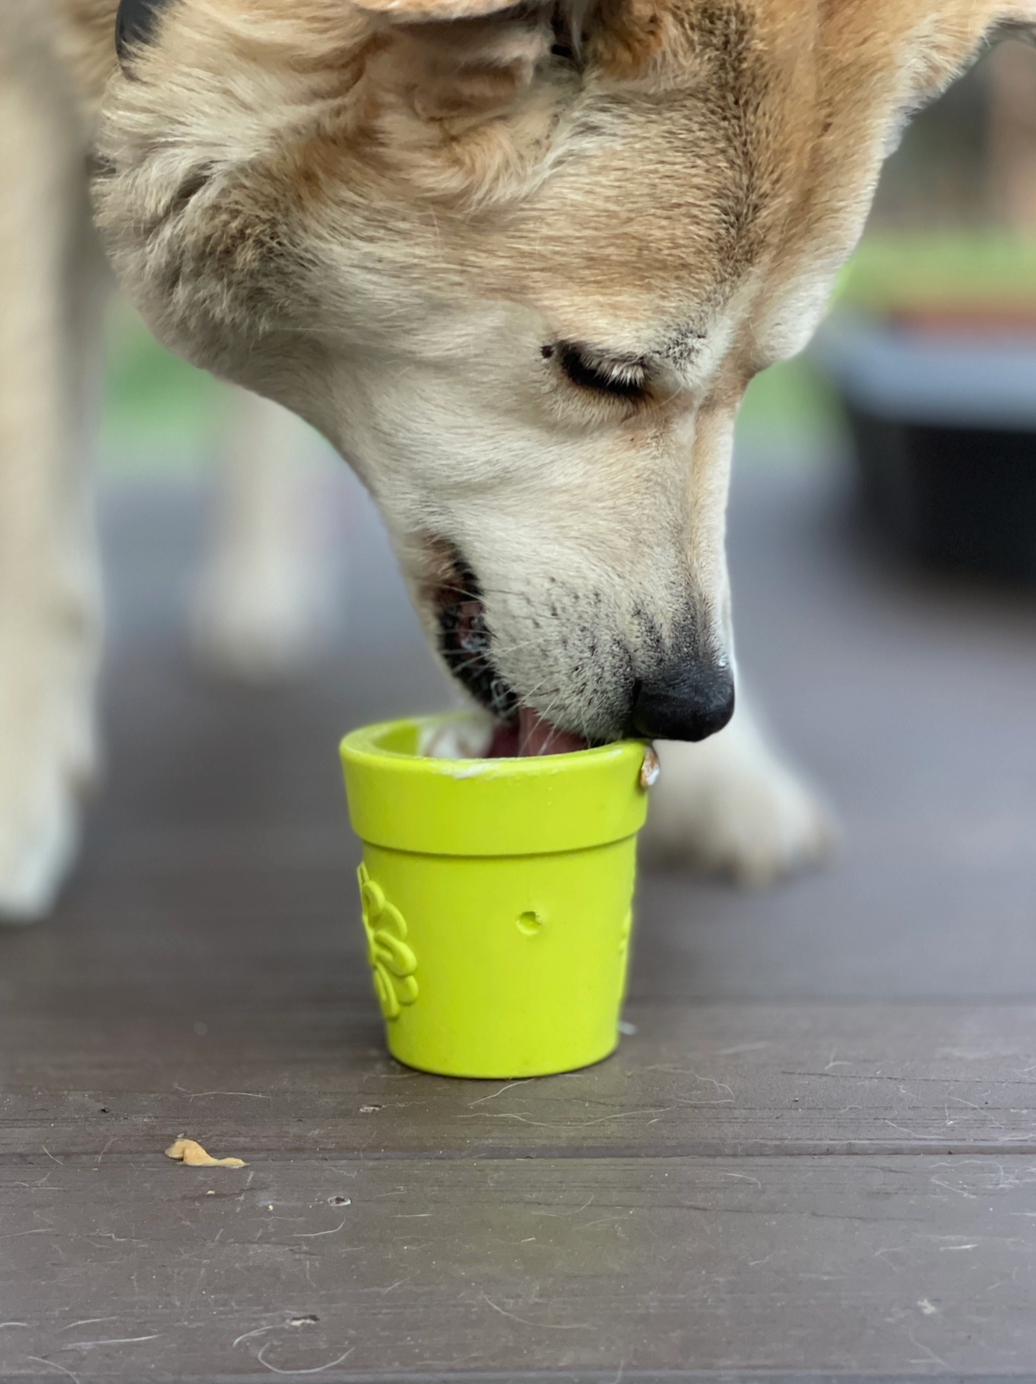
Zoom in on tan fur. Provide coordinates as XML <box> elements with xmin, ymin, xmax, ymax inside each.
<box><xmin>54</xmin><ymin>0</ymin><xmax>121</xmax><ymax>110</ymax></box>
<box><xmin>1</xmin><ymin>0</ymin><xmax>1032</xmax><ymax>914</ymax></box>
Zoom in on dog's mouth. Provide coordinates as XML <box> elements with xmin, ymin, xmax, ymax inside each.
<box><xmin>486</xmin><ymin>705</ymin><xmax>589</xmax><ymax>758</ymax></box>
<box><xmin>434</xmin><ymin>557</ymin><xmax>588</xmax><ymax>758</ymax></box>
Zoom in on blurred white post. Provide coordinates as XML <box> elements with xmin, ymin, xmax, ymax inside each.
<box><xmin>190</xmin><ymin>388</ymin><xmax>337</xmax><ymax>681</ymax></box>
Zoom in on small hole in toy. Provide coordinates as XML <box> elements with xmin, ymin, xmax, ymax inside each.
<box><xmin>517</xmin><ymin>910</ymin><xmax>544</xmax><ymax>937</ymax></box>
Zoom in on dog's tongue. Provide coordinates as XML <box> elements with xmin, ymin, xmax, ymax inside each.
<box><xmin>485</xmin><ymin>708</ymin><xmax>587</xmax><ymax>758</ymax></box>
<box><xmin>517</xmin><ymin>706</ymin><xmax>586</xmax><ymax>756</ymax></box>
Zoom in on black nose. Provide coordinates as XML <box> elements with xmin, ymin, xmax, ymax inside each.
<box><xmin>630</xmin><ymin>661</ymin><xmax>735</xmax><ymax>742</ymax></box>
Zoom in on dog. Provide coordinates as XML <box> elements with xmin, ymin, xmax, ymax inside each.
<box><xmin>2</xmin><ymin>0</ymin><xmax>1030</xmax><ymax>921</ymax></box>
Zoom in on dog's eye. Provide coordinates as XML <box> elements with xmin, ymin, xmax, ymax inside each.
<box><xmin>546</xmin><ymin>343</ymin><xmax>649</xmax><ymax>400</ymax></box>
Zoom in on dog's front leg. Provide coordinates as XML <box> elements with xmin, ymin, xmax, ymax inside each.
<box><xmin>189</xmin><ymin>390</ymin><xmax>330</xmax><ymax>682</ymax></box>
<box><xmin>640</xmin><ymin>693</ymin><xmax>837</xmax><ymax>887</ymax></box>
<box><xmin>0</xmin><ymin>69</ymin><xmax>105</xmax><ymax>922</ymax></box>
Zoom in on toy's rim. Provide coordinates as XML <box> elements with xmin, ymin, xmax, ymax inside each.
<box><xmin>341</xmin><ymin>712</ymin><xmax>647</xmax><ymax>780</ymax></box>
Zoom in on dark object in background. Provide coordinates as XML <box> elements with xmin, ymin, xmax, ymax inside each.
<box><xmin>847</xmin><ymin>410</ymin><xmax>1036</xmax><ymax>583</ymax></box>
<box><xmin>815</xmin><ymin>314</ymin><xmax>1036</xmax><ymax>584</ymax></box>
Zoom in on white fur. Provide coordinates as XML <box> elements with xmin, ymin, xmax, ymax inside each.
<box><xmin>641</xmin><ymin>700</ymin><xmax>838</xmax><ymax>886</ymax></box>
<box><xmin>0</xmin><ymin>11</ymin><xmax>332</xmax><ymax>919</ymax></box>
<box><xmin>0</xmin><ymin>39</ymin><xmax>105</xmax><ymax>920</ymax></box>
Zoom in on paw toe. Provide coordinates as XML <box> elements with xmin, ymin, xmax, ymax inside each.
<box><xmin>641</xmin><ymin>737</ymin><xmax>839</xmax><ymax>886</ymax></box>
<box><xmin>0</xmin><ymin>794</ymin><xmax>79</xmax><ymax>924</ymax></box>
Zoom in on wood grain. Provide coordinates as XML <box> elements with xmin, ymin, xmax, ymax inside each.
<box><xmin>3</xmin><ymin>1003</ymin><xmax>1036</xmax><ymax>1159</ymax></box>
<box><xmin>2</xmin><ymin>470</ymin><xmax>1036</xmax><ymax>1380</ymax></box>
<box><xmin>2</xmin><ymin>1156</ymin><xmax>1035</xmax><ymax>1380</ymax></box>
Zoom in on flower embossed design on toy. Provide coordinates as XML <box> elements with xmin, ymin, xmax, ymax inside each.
<box><xmin>358</xmin><ymin>864</ymin><xmax>418</xmax><ymax>1020</ymax></box>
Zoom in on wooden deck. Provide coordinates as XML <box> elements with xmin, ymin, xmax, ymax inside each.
<box><xmin>3</xmin><ymin>460</ymin><xmax>1036</xmax><ymax>1382</ymax></box>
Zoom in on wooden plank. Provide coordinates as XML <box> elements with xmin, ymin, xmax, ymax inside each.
<box><xmin>2</xmin><ymin>1155</ymin><xmax>1035</xmax><ymax>1381</ymax></box>
<box><xmin>3</xmin><ymin>1003</ymin><xmax>1035</xmax><ymax>1159</ymax></box>
<box><xmin>3</xmin><ymin>470</ymin><xmax>1036</xmax><ymax>1381</ymax></box>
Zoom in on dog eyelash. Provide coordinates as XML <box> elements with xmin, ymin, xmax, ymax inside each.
<box><xmin>544</xmin><ymin>343</ymin><xmax>649</xmax><ymax>400</ymax></box>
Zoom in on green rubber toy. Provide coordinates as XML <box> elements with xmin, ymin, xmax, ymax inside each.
<box><xmin>340</xmin><ymin>714</ymin><xmax>650</xmax><ymax>1079</ymax></box>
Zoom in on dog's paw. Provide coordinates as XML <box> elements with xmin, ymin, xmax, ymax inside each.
<box><xmin>641</xmin><ymin>711</ymin><xmax>838</xmax><ymax>887</ymax></box>
<box><xmin>190</xmin><ymin>546</ymin><xmax>328</xmax><ymax>683</ymax></box>
<box><xmin>0</xmin><ymin>669</ymin><xmax>99</xmax><ymax>924</ymax></box>
<box><xmin>0</xmin><ymin>763</ymin><xmax>82</xmax><ymax>924</ymax></box>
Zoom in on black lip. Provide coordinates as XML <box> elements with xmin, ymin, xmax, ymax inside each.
<box><xmin>436</xmin><ymin>558</ymin><xmax>518</xmax><ymax>723</ymax></box>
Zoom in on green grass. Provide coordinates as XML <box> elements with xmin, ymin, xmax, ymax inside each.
<box><xmin>101</xmin><ymin>299</ymin><xmax>228</xmax><ymax>469</ymax></box>
<box><xmin>835</xmin><ymin>231</ymin><xmax>1036</xmax><ymax>313</ymax></box>
<box><xmin>737</xmin><ymin>357</ymin><xmax>843</xmax><ymax>458</ymax></box>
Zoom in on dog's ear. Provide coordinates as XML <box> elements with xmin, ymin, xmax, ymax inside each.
<box><xmin>353</xmin><ymin>0</ymin><xmax>691</xmax><ymax>71</ymax></box>
<box><xmin>579</xmin><ymin>0</ymin><xmax>701</xmax><ymax>82</ymax></box>
<box><xmin>352</xmin><ymin>0</ymin><xmax>527</xmax><ymax>18</ymax></box>
<box><xmin>354</xmin><ymin>0</ymin><xmax>694</xmax><ymax>130</ymax></box>
<box><xmin>357</xmin><ymin>1</ymin><xmax>559</xmax><ymax>127</ymax></box>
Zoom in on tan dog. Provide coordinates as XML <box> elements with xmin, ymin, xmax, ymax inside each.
<box><xmin>1</xmin><ymin>0</ymin><xmax>1030</xmax><ymax>918</ymax></box>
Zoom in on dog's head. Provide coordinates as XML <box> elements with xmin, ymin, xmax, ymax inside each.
<box><xmin>93</xmin><ymin>0</ymin><xmax>1029</xmax><ymax>749</ymax></box>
